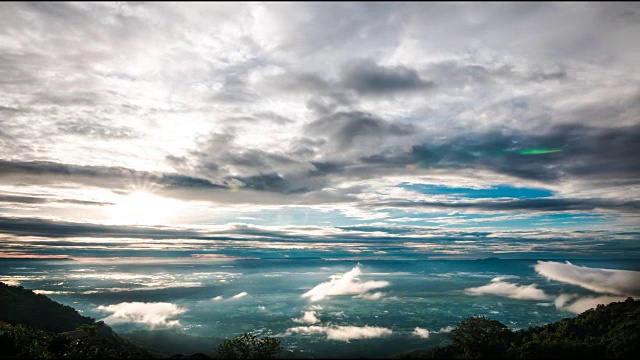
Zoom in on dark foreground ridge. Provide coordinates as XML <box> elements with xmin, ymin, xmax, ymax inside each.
<box><xmin>394</xmin><ymin>297</ymin><xmax>640</xmax><ymax>359</ymax></box>
<box><xmin>0</xmin><ymin>282</ymin><xmax>152</xmax><ymax>358</ymax></box>
<box><xmin>1</xmin><ymin>282</ymin><xmax>639</xmax><ymax>359</ymax></box>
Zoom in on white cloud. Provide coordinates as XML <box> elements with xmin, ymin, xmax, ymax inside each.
<box><xmin>465</xmin><ymin>280</ymin><xmax>551</xmax><ymax>300</ymax></box>
<box><xmin>353</xmin><ymin>291</ymin><xmax>386</xmax><ymax>300</ymax></box>
<box><xmin>231</xmin><ymin>291</ymin><xmax>248</xmax><ymax>299</ymax></box>
<box><xmin>293</xmin><ymin>311</ymin><xmax>320</xmax><ymax>324</ymax></box>
<box><xmin>561</xmin><ymin>295</ymin><xmax>628</xmax><ymax>314</ymax></box>
<box><xmin>97</xmin><ymin>302</ymin><xmax>186</xmax><ymax>328</ymax></box>
<box><xmin>33</xmin><ymin>290</ymin><xmax>72</xmax><ymax>295</ymax></box>
<box><xmin>491</xmin><ymin>275</ymin><xmax>519</xmax><ymax>282</ymax></box>
<box><xmin>1</xmin><ymin>279</ymin><xmax>20</xmax><ymax>286</ymax></box>
<box><xmin>554</xmin><ymin>293</ymin><xmax>576</xmax><ymax>309</ymax></box>
<box><xmin>438</xmin><ymin>326</ymin><xmax>454</xmax><ymax>333</ymax></box>
<box><xmin>412</xmin><ymin>327</ymin><xmax>430</xmax><ymax>338</ymax></box>
<box><xmin>285</xmin><ymin>324</ymin><xmax>392</xmax><ymax>342</ymax></box>
<box><xmin>535</xmin><ymin>261</ymin><xmax>640</xmax><ymax>296</ymax></box>
<box><xmin>302</xmin><ymin>264</ymin><xmax>390</xmax><ymax>301</ymax></box>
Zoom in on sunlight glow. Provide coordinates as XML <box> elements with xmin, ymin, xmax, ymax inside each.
<box><xmin>108</xmin><ymin>191</ymin><xmax>182</xmax><ymax>225</ymax></box>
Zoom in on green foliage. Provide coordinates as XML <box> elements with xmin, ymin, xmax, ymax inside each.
<box><xmin>449</xmin><ymin>316</ymin><xmax>513</xmax><ymax>358</ymax></box>
<box><xmin>214</xmin><ymin>333</ymin><xmax>282</xmax><ymax>359</ymax></box>
<box><xmin>0</xmin><ymin>283</ymin><xmax>152</xmax><ymax>359</ymax></box>
<box><xmin>0</xmin><ymin>322</ymin><xmax>153</xmax><ymax>359</ymax></box>
<box><xmin>403</xmin><ymin>298</ymin><xmax>640</xmax><ymax>359</ymax></box>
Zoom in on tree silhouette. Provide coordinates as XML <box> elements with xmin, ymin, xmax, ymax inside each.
<box><xmin>449</xmin><ymin>315</ymin><xmax>513</xmax><ymax>357</ymax></box>
<box><xmin>214</xmin><ymin>333</ymin><xmax>282</xmax><ymax>359</ymax></box>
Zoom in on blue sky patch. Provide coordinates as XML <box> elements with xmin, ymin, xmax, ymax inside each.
<box><xmin>400</xmin><ymin>183</ymin><xmax>554</xmax><ymax>199</ymax></box>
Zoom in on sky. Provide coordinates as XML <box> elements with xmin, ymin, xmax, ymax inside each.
<box><xmin>0</xmin><ymin>2</ymin><xmax>639</xmax><ymax>260</ymax></box>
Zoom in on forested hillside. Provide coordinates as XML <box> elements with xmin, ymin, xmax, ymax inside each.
<box><xmin>0</xmin><ymin>282</ymin><xmax>95</xmax><ymax>332</ymax></box>
<box><xmin>396</xmin><ymin>297</ymin><xmax>640</xmax><ymax>359</ymax></box>
<box><xmin>0</xmin><ymin>282</ymin><xmax>152</xmax><ymax>358</ymax></box>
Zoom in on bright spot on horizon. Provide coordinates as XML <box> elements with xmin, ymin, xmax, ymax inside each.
<box><xmin>107</xmin><ymin>191</ymin><xmax>181</xmax><ymax>225</ymax></box>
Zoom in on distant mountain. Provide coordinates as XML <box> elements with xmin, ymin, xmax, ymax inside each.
<box><xmin>475</xmin><ymin>257</ymin><xmax>502</xmax><ymax>261</ymax></box>
<box><xmin>395</xmin><ymin>297</ymin><xmax>640</xmax><ymax>359</ymax></box>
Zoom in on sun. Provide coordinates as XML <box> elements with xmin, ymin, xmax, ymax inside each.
<box><xmin>108</xmin><ymin>191</ymin><xmax>180</xmax><ymax>225</ymax></box>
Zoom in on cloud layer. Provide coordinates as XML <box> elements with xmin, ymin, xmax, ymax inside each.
<box><xmin>560</xmin><ymin>295</ymin><xmax>629</xmax><ymax>314</ymax></box>
<box><xmin>285</xmin><ymin>324</ymin><xmax>392</xmax><ymax>342</ymax></box>
<box><xmin>0</xmin><ymin>3</ymin><xmax>638</xmax><ymax>259</ymax></box>
<box><xmin>292</xmin><ymin>311</ymin><xmax>320</xmax><ymax>325</ymax></box>
<box><xmin>412</xmin><ymin>327</ymin><xmax>430</xmax><ymax>338</ymax></box>
<box><xmin>231</xmin><ymin>291</ymin><xmax>248</xmax><ymax>299</ymax></box>
<box><xmin>97</xmin><ymin>302</ymin><xmax>186</xmax><ymax>328</ymax></box>
<box><xmin>302</xmin><ymin>264</ymin><xmax>390</xmax><ymax>301</ymax></box>
<box><xmin>535</xmin><ymin>261</ymin><xmax>640</xmax><ymax>297</ymax></box>
<box><xmin>465</xmin><ymin>278</ymin><xmax>551</xmax><ymax>300</ymax></box>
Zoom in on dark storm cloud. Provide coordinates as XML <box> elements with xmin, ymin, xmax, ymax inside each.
<box><xmin>226</xmin><ymin>149</ymin><xmax>297</xmax><ymax>169</ymax></box>
<box><xmin>0</xmin><ymin>195</ymin><xmax>48</xmax><ymax>204</ymax></box>
<box><xmin>232</xmin><ymin>172</ymin><xmax>339</xmax><ymax>194</ymax></box>
<box><xmin>305</xmin><ymin>111</ymin><xmax>415</xmax><ymax>151</ymax></box>
<box><xmin>0</xmin><ymin>159</ymin><xmax>226</xmax><ymax>191</ymax></box>
<box><xmin>158</xmin><ymin>174</ymin><xmax>225</xmax><ymax>190</ymax></box>
<box><xmin>0</xmin><ymin>216</ymin><xmax>315</xmax><ymax>242</ymax></box>
<box><xmin>341</xmin><ymin>60</ymin><xmax>434</xmax><ymax>94</ymax></box>
<box><xmin>308</xmin><ymin>161</ymin><xmax>347</xmax><ymax>176</ymax></box>
<box><xmin>359</xmin><ymin>123</ymin><xmax>640</xmax><ymax>184</ymax></box>
<box><xmin>0</xmin><ymin>216</ymin><xmax>199</xmax><ymax>239</ymax></box>
<box><xmin>188</xmin><ymin>131</ymin><xmax>328</xmax><ymax>194</ymax></box>
<box><xmin>193</xmin><ymin>143</ymin><xmax>302</xmax><ymax>179</ymax></box>
<box><xmin>260</xmin><ymin>60</ymin><xmax>432</xmax><ymax>111</ymax></box>
<box><xmin>0</xmin><ymin>159</ymin><xmax>132</xmax><ymax>179</ymax></box>
<box><xmin>377</xmin><ymin>198</ymin><xmax>640</xmax><ymax>213</ymax></box>
<box><xmin>175</xmin><ymin>121</ymin><xmax>640</xmax><ymax>200</ymax></box>
<box><xmin>234</xmin><ymin>173</ymin><xmax>298</xmax><ymax>193</ymax></box>
<box><xmin>0</xmin><ymin>194</ymin><xmax>112</xmax><ymax>206</ymax></box>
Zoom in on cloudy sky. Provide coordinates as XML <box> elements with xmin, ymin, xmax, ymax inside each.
<box><xmin>1</xmin><ymin>2</ymin><xmax>639</xmax><ymax>259</ymax></box>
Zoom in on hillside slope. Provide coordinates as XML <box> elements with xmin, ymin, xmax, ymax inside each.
<box><xmin>0</xmin><ymin>282</ymin><xmax>152</xmax><ymax>358</ymax></box>
<box><xmin>397</xmin><ymin>297</ymin><xmax>640</xmax><ymax>359</ymax></box>
<box><xmin>0</xmin><ymin>282</ymin><xmax>95</xmax><ymax>332</ymax></box>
